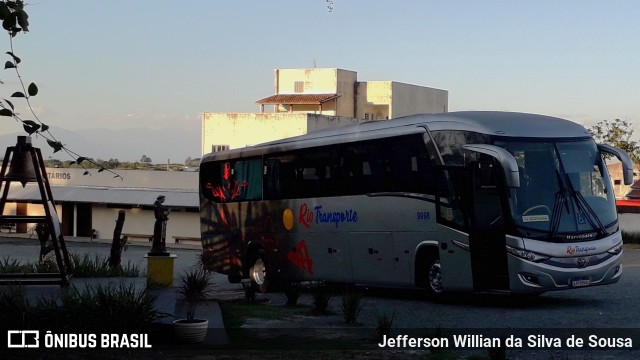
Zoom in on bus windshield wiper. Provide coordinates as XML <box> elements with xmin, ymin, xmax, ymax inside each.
<box><xmin>564</xmin><ymin>173</ymin><xmax>605</xmax><ymax>235</ymax></box>
<box><xmin>549</xmin><ymin>170</ymin><xmax>568</xmax><ymax>239</ymax></box>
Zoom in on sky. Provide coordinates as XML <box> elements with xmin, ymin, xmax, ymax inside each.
<box><xmin>0</xmin><ymin>0</ymin><xmax>638</xmax><ymax>161</ymax></box>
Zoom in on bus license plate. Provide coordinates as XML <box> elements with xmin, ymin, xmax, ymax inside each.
<box><xmin>571</xmin><ymin>278</ymin><xmax>591</xmax><ymax>287</ymax></box>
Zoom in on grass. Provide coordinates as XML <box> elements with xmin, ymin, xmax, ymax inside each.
<box><xmin>219</xmin><ymin>299</ymin><xmax>363</xmax><ymax>351</ymax></box>
<box><xmin>220</xmin><ymin>299</ymin><xmax>309</xmax><ymax>328</ymax></box>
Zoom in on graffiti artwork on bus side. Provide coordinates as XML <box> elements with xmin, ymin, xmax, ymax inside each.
<box><xmin>287</xmin><ymin>239</ymin><xmax>314</xmax><ymax>275</ymax></box>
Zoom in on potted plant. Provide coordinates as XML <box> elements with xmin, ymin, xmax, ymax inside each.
<box><xmin>173</xmin><ymin>267</ymin><xmax>214</xmax><ymax>343</ymax></box>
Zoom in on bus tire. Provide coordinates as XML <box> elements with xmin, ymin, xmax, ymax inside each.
<box><xmin>421</xmin><ymin>255</ymin><xmax>445</xmax><ymax>300</ymax></box>
<box><xmin>248</xmin><ymin>249</ymin><xmax>268</xmax><ymax>294</ymax></box>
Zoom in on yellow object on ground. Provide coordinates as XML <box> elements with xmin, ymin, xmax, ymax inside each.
<box><xmin>145</xmin><ymin>254</ymin><xmax>178</xmax><ymax>288</ymax></box>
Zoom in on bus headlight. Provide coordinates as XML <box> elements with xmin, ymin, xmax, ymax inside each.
<box><xmin>607</xmin><ymin>243</ymin><xmax>623</xmax><ymax>255</ymax></box>
<box><xmin>506</xmin><ymin>245</ymin><xmax>550</xmax><ymax>262</ymax></box>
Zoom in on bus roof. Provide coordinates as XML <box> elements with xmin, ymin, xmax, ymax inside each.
<box><xmin>202</xmin><ymin>111</ymin><xmax>591</xmax><ymax>161</ymax></box>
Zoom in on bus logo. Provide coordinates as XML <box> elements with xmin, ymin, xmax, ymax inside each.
<box><xmin>566</xmin><ymin>245</ymin><xmax>596</xmax><ymax>255</ymax></box>
<box><xmin>299</xmin><ymin>203</ymin><xmax>314</xmax><ymax>228</ymax></box>
<box><xmin>7</xmin><ymin>330</ymin><xmax>39</xmax><ymax>348</ymax></box>
<box><xmin>577</xmin><ymin>258</ymin><xmax>587</xmax><ymax>268</ymax></box>
<box><xmin>298</xmin><ymin>203</ymin><xmax>359</xmax><ymax>228</ymax></box>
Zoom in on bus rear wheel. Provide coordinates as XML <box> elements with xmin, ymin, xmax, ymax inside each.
<box><xmin>248</xmin><ymin>250</ymin><xmax>268</xmax><ymax>294</ymax></box>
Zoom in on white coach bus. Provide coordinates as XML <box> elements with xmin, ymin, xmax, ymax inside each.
<box><xmin>199</xmin><ymin>111</ymin><xmax>633</xmax><ymax>299</ymax></box>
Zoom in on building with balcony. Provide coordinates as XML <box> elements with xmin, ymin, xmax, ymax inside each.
<box><xmin>202</xmin><ymin>67</ymin><xmax>448</xmax><ymax>155</ymax></box>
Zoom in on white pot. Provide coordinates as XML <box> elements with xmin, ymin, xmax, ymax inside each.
<box><xmin>173</xmin><ymin>319</ymin><xmax>209</xmax><ymax>343</ymax></box>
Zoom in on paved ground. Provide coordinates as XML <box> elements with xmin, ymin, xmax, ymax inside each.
<box><xmin>0</xmin><ymin>235</ymin><xmax>239</xmax><ymax>347</ymax></box>
<box><xmin>2</xmin><ymin>235</ymin><xmax>640</xmax><ymax>359</ymax></box>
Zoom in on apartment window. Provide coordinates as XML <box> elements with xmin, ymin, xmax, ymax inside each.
<box><xmin>211</xmin><ymin>145</ymin><xmax>230</xmax><ymax>153</ymax></box>
<box><xmin>294</xmin><ymin>81</ymin><xmax>304</xmax><ymax>93</ymax></box>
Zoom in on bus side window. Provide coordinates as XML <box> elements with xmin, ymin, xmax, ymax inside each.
<box><xmin>265</xmin><ymin>157</ymin><xmax>297</xmax><ymax>199</ymax></box>
<box><xmin>339</xmin><ymin>148</ymin><xmax>364</xmax><ymax>195</ymax></box>
<box><xmin>200</xmin><ymin>160</ymin><xmax>224</xmax><ymax>202</ymax></box>
<box><xmin>437</xmin><ymin>169</ymin><xmax>468</xmax><ymax>229</ymax></box>
<box><xmin>265</xmin><ymin>159</ymin><xmax>281</xmax><ymax>198</ymax></box>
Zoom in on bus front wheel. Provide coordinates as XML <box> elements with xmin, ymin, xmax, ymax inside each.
<box><xmin>421</xmin><ymin>257</ymin><xmax>445</xmax><ymax>299</ymax></box>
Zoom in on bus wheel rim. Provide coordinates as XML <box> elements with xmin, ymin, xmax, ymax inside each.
<box><xmin>251</xmin><ymin>258</ymin><xmax>266</xmax><ymax>285</ymax></box>
<box><xmin>428</xmin><ymin>260</ymin><xmax>443</xmax><ymax>294</ymax></box>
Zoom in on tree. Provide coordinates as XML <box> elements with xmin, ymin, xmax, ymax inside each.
<box><xmin>589</xmin><ymin>119</ymin><xmax>640</xmax><ymax>165</ymax></box>
<box><xmin>140</xmin><ymin>155</ymin><xmax>152</xmax><ymax>164</ymax></box>
<box><xmin>0</xmin><ymin>1</ymin><xmax>121</xmax><ymax>179</ymax></box>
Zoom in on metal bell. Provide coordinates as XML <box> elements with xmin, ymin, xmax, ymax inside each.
<box><xmin>4</xmin><ymin>136</ymin><xmax>38</xmax><ymax>187</ymax></box>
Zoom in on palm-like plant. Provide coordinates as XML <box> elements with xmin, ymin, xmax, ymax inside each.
<box><xmin>176</xmin><ymin>268</ymin><xmax>213</xmax><ymax>322</ymax></box>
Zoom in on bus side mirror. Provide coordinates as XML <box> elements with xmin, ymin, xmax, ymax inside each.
<box><xmin>463</xmin><ymin>144</ymin><xmax>520</xmax><ymax>188</ymax></box>
<box><xmin>597</xmin><ymin>144</ymin><xmax>634</xmax><ymax>185</ymax></box>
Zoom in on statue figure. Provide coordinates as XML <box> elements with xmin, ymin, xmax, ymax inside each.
<box><xmin>150</xmin><ymin>195</ymin><xmax>169</xmax><ymax>255</ymax></box>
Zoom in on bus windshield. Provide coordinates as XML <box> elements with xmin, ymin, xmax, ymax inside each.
<box><xmin>497</xmin><ymin>139</ymin><xmax>617</xmax><ymax>241</ymax></box>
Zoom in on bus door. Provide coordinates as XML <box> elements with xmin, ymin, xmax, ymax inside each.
<box><xmin>435</xmin><ymin>167</ymin><xmax>474</xmax><ymax>292</ymax></box>
<box><xmin>467</xmin><ymin>161</ymin><xmax>509</xmax><ymax>291</ymax></box>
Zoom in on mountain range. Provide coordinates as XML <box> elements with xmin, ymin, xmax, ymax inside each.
<box><xmin>0</xmin><ymin>126</ymin><xmax>202</xmax><ymax>164</ymax></box>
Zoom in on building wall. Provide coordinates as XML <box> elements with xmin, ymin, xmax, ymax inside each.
<box><xmin>355</xmin><ymin>81</ymin><xmax>448</xmax><ymax>120</ymax></box>
<box><xmin>276</xmin><ymin>68</ymin><xmax>340</xmax><ymax>94</ymax></box>
<box><xmin>305</xmin><ymin>114</ymin><xmax>365</xmax><ymax>133</ymax></box>
<box><xmin>202</xmin><ymin>113</ymin><xmax>309</xmax><ymax>154</ymax></box>
<box><xmin>607</xmin><ymin>162</ymin><xmax>638</xmax><ymax>199</ymax></box>
<box><xmin>273</xmin><ymin>68</ymin><xmax>357</xmax><ymax>117</ymax></box>
<box><xmin>2</xmin><ymin>168</ymin><xmax>200</xmax><ymax>242</ymax></box>
<box><xmin>390</xmin><ymin>81</ymin><xmax>449</xmax><ymax>118</ymax></box>
<box><xmin>45</xmin><ymin>168</ymin><xmax>197</xmax><ymax>190</ymax></box>
<box><xmin>336</xmin><ymin>69</ymin><xmax>357</xmax><ymax>117</ymax></box>
<box><xmin>92</xmin><ymin>206</ymin><xmax>199</xmax><ymax>242</ymax></box>
<box><xmin>356</xmin><ymin>81</ymin><xmax>392</xmax><ymax>120</ymax></box>
<box><xmin>202</xmin><ymin>113</ymin><xmax>365</xmax><ymax>155</ymax></box>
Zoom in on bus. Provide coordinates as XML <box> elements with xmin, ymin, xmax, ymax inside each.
<box><xmin>199</xmin><ymin>111</ymin><xmax>633</xmax><ymax>299</ymax></box>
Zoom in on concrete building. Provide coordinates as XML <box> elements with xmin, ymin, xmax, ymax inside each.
<box><xmin>202</xmin><ymin>67</ymin><xmax>448</xmax><ymax>154</ymax></box>
<box><xmin>607</xmin><ymin>161</ymin><xmax>638</xmax><ymax>200</ymax></box>
<box><xmin>1</xmin><ymin>168</ymin><xmax>199</xmax><ymax>242</ymax></box>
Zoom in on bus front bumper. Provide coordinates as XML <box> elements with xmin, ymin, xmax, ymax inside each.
<box><xmin>507</xmin><ymin>251</ymin><xmax>623</xmax><ymax>294</ymax></box>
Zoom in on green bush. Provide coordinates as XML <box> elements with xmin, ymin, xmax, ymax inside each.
<box><xmin>0</xmin><ymin>283</ymin><xmax>158</xmax><ymax>331</ymax></box>
<box><xmin>622</xmin><ymin>231</ymin><xmax>640</xmax><ymax>244</ymax></box>
<box><xmin>341</xmin><ymin>291</ymin><xmax>363</xmax><ymax>324</ymax></box>
<box><xmin>376</xmin><ymin>312</ymin><xmax>395</xmax><ymax>342</ymax></box>
<box><xmin>312</xmin><ymin>286</ymin><xmax>332</xmax><ymax>315</ymax></box>
<box><xmin>0</xmin><ymin>253</ymin><xmax>139</xmax><ymax>277</ymax></box>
